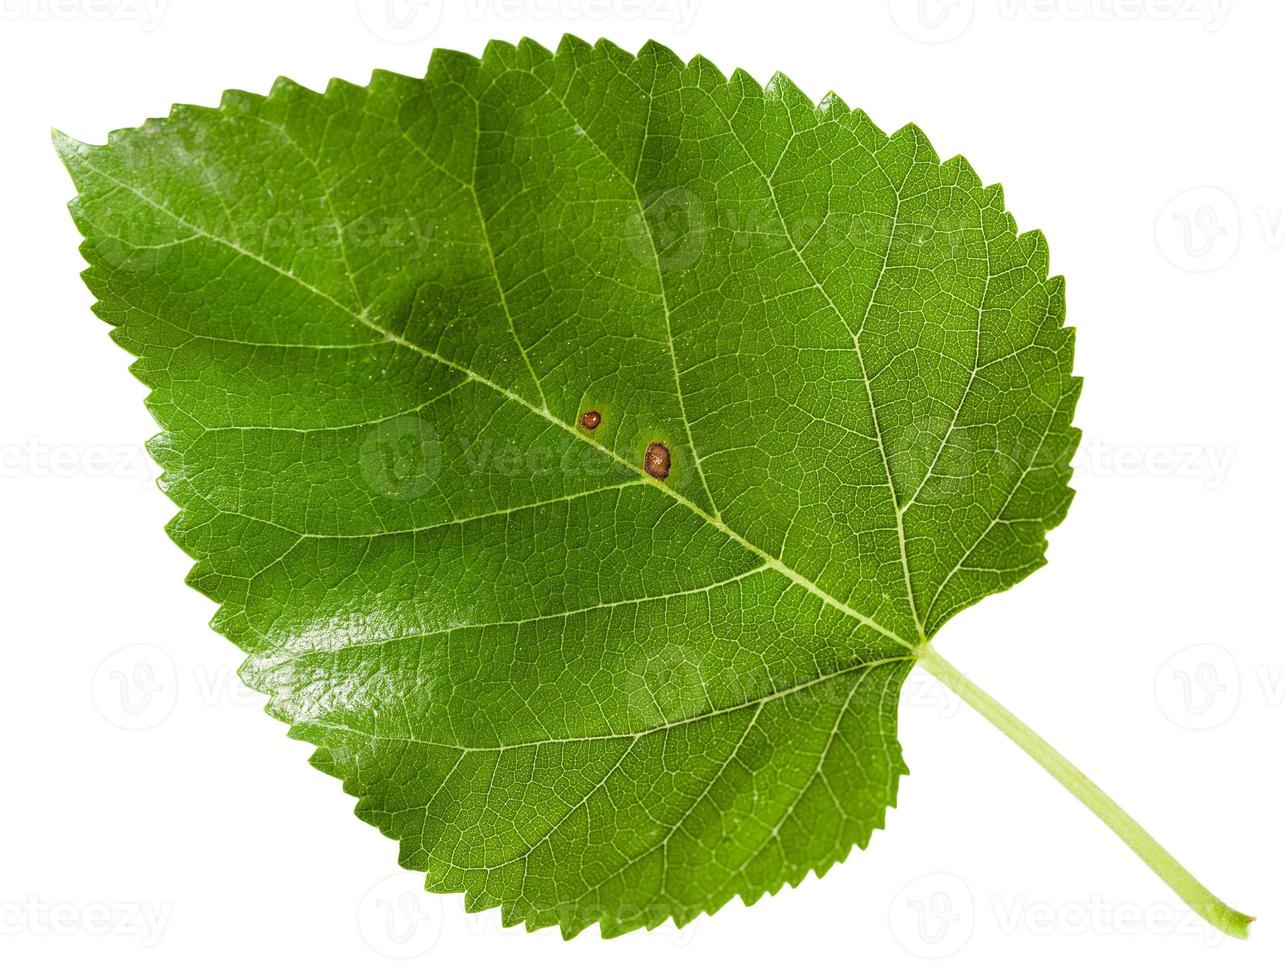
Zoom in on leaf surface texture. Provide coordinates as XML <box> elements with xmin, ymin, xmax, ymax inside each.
<box><xmin>59</xmin><ymin>37</ymin><xmax>1079</xmax><ymax>937</ymax></box>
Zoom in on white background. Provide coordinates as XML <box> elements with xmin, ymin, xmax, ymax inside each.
<box><xmin>1</xmin><ymin>0</ymin><xmax>1280</xmax><ymax>976</ymax></box>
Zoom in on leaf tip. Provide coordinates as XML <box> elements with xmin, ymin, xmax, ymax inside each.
<box><xmin>890</xmin><ymin>121</ymin><xmax>940</xmax><ymax>164</ymax></box>
<box><xmin>1018</xmin><ymin>228</ymin><xmax>1051</xmax><ymax>277</ymax></box>
<box><xmin>555</xmin><ymin>32</ymin><xmax>593</xmax><ymax>57</ymax></box>
<box><xmin>728</xmin><ymin>66</ymin><xmax>763</xmax><ymax>97</ymax></box>
<box><xmin>687</xmin><ymin>53</ymin><xmax>727</xmax><ymax>85</ymax></box>
<box><xmin>517</xmin><ymin>35</ymin><xmax>555</xmax><ymax>59</ymax></box>
<box><xmin>764</xmin><ymin>70</ymin><xmax>807</xmax><ymax>107</ymax></box>
<box><xmin>944</xmin><ymin>153</ymin><xmax>982</xmax><ymax>190</ymax></box>
<box><xmin>480</xmin><ymin>37</ymin><xmax>519</xmax><ymax>67</ymax></box>
<box><xmin>817</xmin><ymin>90</ymin><xmax>850</xmax><ymax>116</ymax></box>
<box><xmin>51</xmin><ymin>128</ymin><xmax>91</xmax><ymax>176</ymax></box>
<box><xmin>587</xmin><ymin>35</ymin><xmax>628</xmax><ymax>59</ymax></box>
<box><xmin>637</xmin><ymin>37</ymin><xmax>682</xmax><ymax>67</ymax></box>
<box><xmin>50</xmin><ymin>126</ymin><xmax>77</xmax><ymax>155</ymax></box>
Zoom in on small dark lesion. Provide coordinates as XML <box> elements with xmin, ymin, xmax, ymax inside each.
<box><xmin>644</xmin><ymin>442</ymin><xmax>671</xmax><ymax>480</ymax></box>
<box><xmin>578</xmin><ymin>410</ymin><xmax>602</xmax><ymax>431</ymax></box>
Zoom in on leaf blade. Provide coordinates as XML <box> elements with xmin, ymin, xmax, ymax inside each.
<box><xmin>57</xmin><ymin>35</ymin><xmax>1078</xmax><ymax>936</ymax></box>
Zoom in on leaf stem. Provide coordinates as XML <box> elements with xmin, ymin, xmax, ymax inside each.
<box><xmin>915</xmin><ymin>642</ymin><xmax>1252</xmax><ymax>940</ymax></box>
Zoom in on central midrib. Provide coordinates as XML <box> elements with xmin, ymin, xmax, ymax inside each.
<box><xmin>77</xmin><ymin>153</ymin><xmax>918</xmax><ymax>654</ymax></box>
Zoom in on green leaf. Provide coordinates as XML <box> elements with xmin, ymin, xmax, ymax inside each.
<box><xmin>62</xmin><ymin>36</ymin><xmax>1112</xmax><ymax>938</ymax></box>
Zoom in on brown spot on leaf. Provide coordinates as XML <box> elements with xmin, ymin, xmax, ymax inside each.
<box><xmin>644</xmin><ymin>442</ymin><xmax>671</xmax><ymax>480</ymax></box>
<box><xmin>578</xmin><ymin>410</ymin><xmax>602</xmax><ymax>431</ymax></box>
